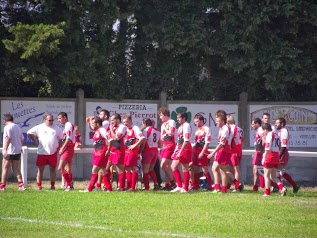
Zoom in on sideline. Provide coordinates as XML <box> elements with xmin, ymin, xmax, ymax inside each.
<box><xmin>0</xmin><ymin>216</ymin><xmax>214</xmax><ymax>238</ymax></box>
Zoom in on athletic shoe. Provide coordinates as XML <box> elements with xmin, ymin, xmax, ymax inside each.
<box><xmin>37</xmin><ymin>186</ymin><xmax>43</xmax><ymax>190</ymax></box>
<box><xmin>262</xmin><ymin>193</ymin><xmax>270</xmax><ymax>197</ymax></box>
<box><xmin>167</xmin><ymin>184</ymin><xmax>177</xmax><ymax>191</ymax></box>
<box><xmin>70</xmin><ymin>184</ymin><xmax>74</xmax><ymax>191</ymax></box>
<box><xmin>180</xmin><ymin>188</ymin><xmax>188</xmax><ymax>193</ymax></box>
<box><xmin>18</xmin><ymin>186</ymin><xmax>26</xmax><ymax>191</ymax></box>
<box><xmin>0</xmin><ymin>187</ymin><xmax>5</xmax><ymax>191</ymax></box>
<box><xmin>153</xmin><ymin>184</ymin><xmax>160</xmax><ymax>191</ymax></box>
<box><xmin>280</xmin><ymin>187</ymin><xmax>287</xmax><ymax>196</ymax></box>
<box><xmin>271</xmin><ymin>186</ymin><xmax>279</xmax><ymax>193</ymax></box>
<box><xmin>293</xmin><ymin>185</ymin><xmax>300</xmax><ymax>194</ymax></box>
<box><xmin>211</xmin><ymin>189</ymin><xmax>221</xmax><ymax>194</ymax></box>
<box><xmin>238</xmin><ymin>184</ymin><xmax>244</xmax><ymax>192</ymax></box>
<box><xmin>64</xmin><ymin>186</ymin><xmax>71</xmax><ymax>192</ymax></box>
<box><xmin>231</xmin><ymin>189</ymin><xmax>237</xmax><ymax>193</ymax></box>
<box><xmin>79</xmin><ymin>189</ymin><xmax>90</xmax><ymax>193</ymax></box>
<box><xmin>170</xmin><ymin>186</ymin><xmax>182</xmax><ymax>193</ymax></box>
<box><xmin>50</xmin><ymin>186</ymin><xmax>55</xmax><ymax>190</ymax></box>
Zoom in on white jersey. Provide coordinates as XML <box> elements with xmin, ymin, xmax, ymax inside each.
<box><xmin>102</xmin><ymin>120</ymin><xmax>110</xmax><ymax>131</ymax></box>
<box><xmin>264</xmin><ymin>131</ymin><xmax>280</xmax><ymax>153</ymax></box>
<box><xmin>27</xmin><ymin>123</ymin><xmax>63</xmax><ymax>155</ymax></box>
<box><xmin>143</xmin><ymin>126</ymin><xmax>161</xmax><ymax>151</ymax></box>
<box><xmin>62</xmin><ymin>121</ymin><xmax>76</xmax><ymax>145</ymax></box>
<box><xmin>278</xmin><ymin>128</ymin><xmax>289</xmax><ymax>148</ymax></box>
<box><xmin>3</xmin><ymin>123</ymin><xmax>23</xmax><ymax>154</ymax></box>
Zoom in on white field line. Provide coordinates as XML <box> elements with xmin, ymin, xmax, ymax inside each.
<box><xmin>0</xmin><ymin>216</ymin><xmax>214</xmax><ymax>238</ymax></box>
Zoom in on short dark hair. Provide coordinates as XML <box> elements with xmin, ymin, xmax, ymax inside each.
<box><xmin>3</xmin><ymin>113</ymin><xmax>13</xmax><ymax>122</ymax></box>
<box><xmin>100</xmin><ymin>109</ymin><xmax>110</xmax><ymax>118</ymax></box>
<box><xmin>262</xmin><ymin>123</ymin><xmax>272</xmax><ymax>131</ymax></box>
<box><xmin>94</xmin><ymin>117</ymin><xmax>102</xmax><ymax>126</ymax></box>
<box><xmin>177</xmin><ymin>112</ymin><xmax>188</xmax><ymax>121</ymax></box>
<box><xmin>58</xmin><ymin>112</ymin><xmax>68</xmax><ymax>119</ymax></box>
<box><xmin>252</xmin><ymin>118</ymin><xmax>261</xmax><ymax>125</ymax></box>
<box><xmin>143</xmin><ymin>118</ymin><xmax>152</xmax><ymax>126</ymax></box>
<box><xmin>276</xmin><ymin>117</ymin><xmax>286</xmax><ymax>126</ymax></box>
<box><xmin>111</xmin><ymin>113</ymin><xmax>121</xmax><ymax>122</ymax></box>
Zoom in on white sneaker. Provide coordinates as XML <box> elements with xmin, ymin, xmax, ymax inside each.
<box><xmin>18</xmin><ymin>186</ymin><xmax>26</xmax><ymax>191</ymax></box>
<box><xmin>64</xmin><ymin>186</ymin><xmax>71</xmax><ymax>192</ymax></box>
<box><xmin>170</xmin><ymin>186</ymin><xmax>182</xmax><ymax>193</ymax></box>
<box><xmin>280</xmin><ymin>187</ymin><xmax>287</xmax><ymax>196</ymax></box>
<box><xmin>79</xmin><ymin>189</ymin><xmax>90</xmax><ymax>193</ymax></box>
<box><xmin>180</xmin><ymin>188</ymin><xmax>188</xmax><ymax>193</ymax></box>
<box><xmin>0</xmin><ymin>187</ymin><xmax>5</xmax><ymax>192</ymax></box>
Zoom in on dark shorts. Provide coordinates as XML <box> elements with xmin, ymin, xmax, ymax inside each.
<box><xmin>4</xmin><ymin>154</ymin><xmax>21</xmax><ymax>161</ymax></box>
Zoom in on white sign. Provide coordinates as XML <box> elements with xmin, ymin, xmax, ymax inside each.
<box><xmin>85</xmin><ymin>102</ymin><xmax>158</xmax><ymax>145</ymax></box>
<box><xmin>168</xmin><ymin>104</ymin><xmax>238</xmax><ymax>147</ymax></box>
<box><xmin>249</xmin><ymin>105</ymin><xmax>317</xmax><ymax>147</ymax></box>
<box><xmin>1</xmin><ymin>100</ymin><xmax>75</xmax><ymax>144</ymax></box>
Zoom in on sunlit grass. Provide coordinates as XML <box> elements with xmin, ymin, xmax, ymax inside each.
<box><xmin>1</xmin><ymin>182</ymin><xmax>317</xmax><ymax>238</ymax></box>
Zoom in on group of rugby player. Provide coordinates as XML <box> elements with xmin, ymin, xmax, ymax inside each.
<box><xmin>1</xmin><ymin>107</ymin><xmax>299</xmax><ymax>196</ymax></box>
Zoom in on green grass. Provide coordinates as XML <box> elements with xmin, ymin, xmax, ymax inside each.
<box><xmin>1</xmin><ymin>182</ymin><xmax>317</xmax><ymax>238</ymax></box>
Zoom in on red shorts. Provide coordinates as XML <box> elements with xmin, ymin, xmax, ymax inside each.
<box><xmin>109</xmin><ymin>150</ymin><xmax>124</xmax><ymax>165</ymax></box>
<box><xmin>279</xmin><ymin>149</ymin><xmax>289</xmax><ymax>166</ymax></box>
<box><xmin>214</xmin><ymin>150</ymin><xmax>230</xmax><ymax>165</ymax></box>
<box><xmin>60</xmin><ymin>146</ymin><xmax>74</xmax><ymax>163</ymax></box>
<box><xmin>228</xmin><ymin>152</ymin><xmax>242</xmax><ymax>166</ymax></box>
<box><xmin>265</xmin><ymin>151</ymin><xmax>279</xmax><ymax>165</ymax></box>
<box><xmin>192</xmin><ymin>148</ymin><xmax>209</xmax><ymax>166</ymax></box>
<box><xmin>92</xmin><ymin>155</ymin><xmax>108</xmax><ymax>168</ymax></box>
<box><xmin>160</xmin><ymin>144</ymin><xmax>176</xmax><ymax>160</ymax></box>
<box><xmin>171</xmin><ymin>148</ymin><xmax>192</xmax><ymax>164</ymax></box>
<box><xmin>124</xmin><ymin>152</ymin><xmax>138</xmax><ymax>167</ymax></box>
<box><xmin>142</xmin><ymin>150</ymin><xmax>158</xmax><ymax>165</ymax></box>
<box><xmin>263</xmin><ymin>162</ymin><xmax>278</xmax><ymax>169</ymax></box>
<box><xmin>36</xmin><ymin>152</ymin><xmax>58</xmax><ymax>167</ymax></box>
<box><xmin>252</xmin><ymin>152</ymin><xmax>263</xmax><ymax>166</ymax></box>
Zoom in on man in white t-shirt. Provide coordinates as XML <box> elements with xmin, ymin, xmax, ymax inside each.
<box><xmin>0</xmin><ymin>114</ymin><xmax>25</xmax><ymax>191</ymax></box>
<box><xmin>27</xmin><ymin>113</ymin><xmax>62</xmax><ymax>190</ymax></box>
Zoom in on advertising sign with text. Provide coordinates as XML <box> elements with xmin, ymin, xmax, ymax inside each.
<box><xmin>249</xmin><ymin>105</ymin><xmax>317</xmax><ymax>147</ymax></box>
<box><xmin>168</xmin><ymin>104</ymin><xmax>238</xmax><ymax>147</ymax></box>
<box><xmin>1</xmin><ymin>100</ymin><xmax>75</xmax><ymax>144</ymax></box>
<box><xmin>85</xmin><ymin>102</ymin><xmax>157</xmax><ymax>145</ymax></box>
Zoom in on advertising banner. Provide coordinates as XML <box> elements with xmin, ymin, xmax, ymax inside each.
<box><xmin>249</xmin><ymin>105</ymin><xmax>317</xmax><ymax>147</ymax></box>
<box><xmin>168</xmin><ymin>104</ymin><xmax>238</xmax><ymax>147</ymax></box>
<box><xmin>85</xmin><ymin>102</ymin><xmax>157</xmax><ymax>145</ymax></box>
<box><xmin>1</xmin><ymin>100</ymin><xmax>75</xmax><ymax>144</ymax></box>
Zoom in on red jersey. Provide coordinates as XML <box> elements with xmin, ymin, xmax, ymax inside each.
<box><xmin>124</xmin><ymin>125</ymin><xmax>144</xmax><ymax>155</ymax></box>
<box><xmin>93</xmin><ymin>127</ymin><xmax>108</xmax><ymax>156</ymax></box>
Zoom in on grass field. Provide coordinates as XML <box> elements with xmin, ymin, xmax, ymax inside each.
<box><xmin>1</xmin><ymin>181</ymin><xmax>317</xmax><ymax>238</ymax></box>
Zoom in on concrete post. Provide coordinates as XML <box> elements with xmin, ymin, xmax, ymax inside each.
<box><xmin>76</xmin><ymin>89</ymin><xmax>85</xmax><ymax>145</ymax></box>
<box><xmin>21</xmin><ymin>146</ymin><xmax>28</xmax><ymax>187</ymax></box>
<box><xmin>238</xmin><ymin>92</ymin><xmax>249</xmax><ymax>183</ymax></box>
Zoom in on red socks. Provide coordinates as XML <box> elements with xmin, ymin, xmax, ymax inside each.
<box><xmin>143</xmin><ymin>173</ymin><xmax>150</xmax><ymax>190</ymax></box>
<box><xmin>183</xmin><ymin>171</ymin><xmax>190</xmax><ymax>191</ymax></box>
<box><xmin>283</xmin><ymin>173</ymin><xmax>297</xmax><ymax>187</ymax></box>
<box><xmin>173</xmin><ymin>170</ymin><xmax>182</xmax><ymax>188</ymax></box>
<box><xmin>88</xmin><ymin>173</ymin><xmax>98</xmax><ymax>191</ymax></box>
<box><xmin>149</xmin><ymin>170</ymin><xmax>158</xmax><ymax>184</ymax></box>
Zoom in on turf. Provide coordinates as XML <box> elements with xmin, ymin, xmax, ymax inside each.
<box><xmin>1</xmin><ymin>182</ymin><xmax>317</xmax><ymax>238</ymax></box>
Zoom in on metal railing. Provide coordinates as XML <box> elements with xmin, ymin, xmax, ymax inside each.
<box><xmin>1</xmin><ymin>147</ymin><xmax>316</xmax><ymax>187</ymax></box>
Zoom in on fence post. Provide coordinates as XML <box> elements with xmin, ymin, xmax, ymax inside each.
<box><xmin>238</xmin><ymin>92</ymin><xmax>249</xmax><ymax>183</ymax></box>
<box><xmin>76</xmin><ymin>89</ymin><xmax>85</xmax><ymax>145</ymax></box>
<box><xmin>21</xmin><ymin>146</ymin><xmax>28</xmax><ymax>187</ymax></box>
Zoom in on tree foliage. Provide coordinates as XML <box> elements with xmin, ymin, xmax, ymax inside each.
<box><xmin>0</xmin><ymin>0</ymin><xmax>316</xmax><ymax>101</ymax></box>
